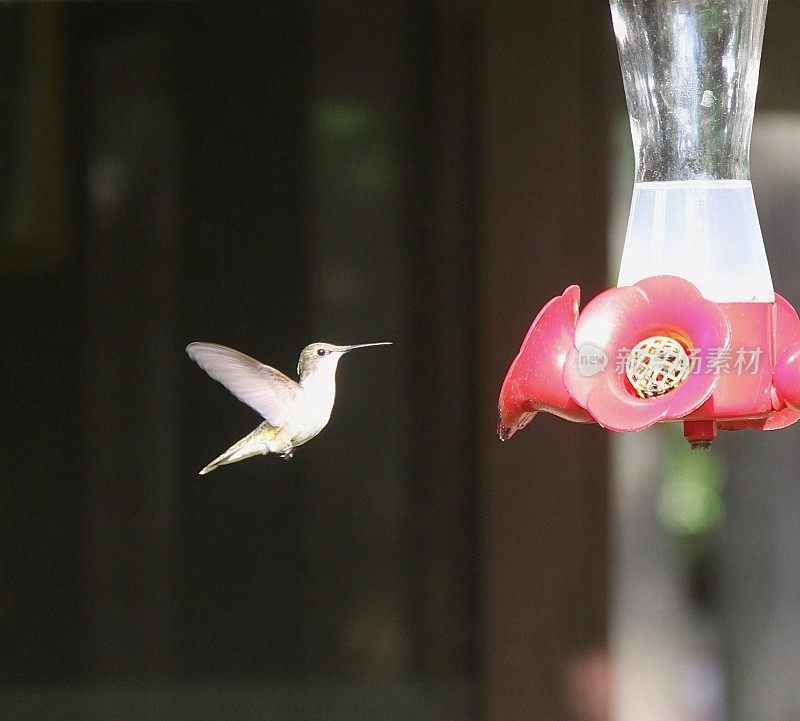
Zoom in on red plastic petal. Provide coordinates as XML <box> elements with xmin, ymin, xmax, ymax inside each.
<box><xmin>498</xmin><ymin>286</ymin><xmax>592</xmax><ymax>440</ymax></box>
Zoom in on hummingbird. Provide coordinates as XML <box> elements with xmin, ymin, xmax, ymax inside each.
<box><xmin>186</xmin><ymin>340</ymin><xmax>392</xmax><ymax>475</ymax></box>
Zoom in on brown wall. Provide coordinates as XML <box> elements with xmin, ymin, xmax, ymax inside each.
<box><xmin>479</xmin><ymin>1</ymin><xmax>612</xmax><ymax>718</ymax></box>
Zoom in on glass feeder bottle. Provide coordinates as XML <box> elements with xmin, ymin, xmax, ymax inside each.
<box><xmin>611</xmin><ymin>0</ymin><xmax>773</xmax><ymax>303</ymax></box>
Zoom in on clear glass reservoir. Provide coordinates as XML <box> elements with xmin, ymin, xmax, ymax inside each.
<box><xmin>611</xmin><ymin>0</ymin><xmax>774</xmax><ymax>302</ymax></box>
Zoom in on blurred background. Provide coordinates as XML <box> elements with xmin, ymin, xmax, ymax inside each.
<box><xmin>1</xmin><ymin>2</ymin><xmax>800</xmax><ymax>720</ymax></box>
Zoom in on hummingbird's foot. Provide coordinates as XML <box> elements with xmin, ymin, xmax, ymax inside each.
<box><xmin>280</xmin><ymin>446</ymin><xmax>294</xmax><ymax>460</ymax></box>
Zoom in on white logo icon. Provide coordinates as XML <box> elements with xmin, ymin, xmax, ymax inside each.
<box><xmin>577</xmin><ymin>343</ymin><xmax>608</xmax><ymax>377</ymax></box>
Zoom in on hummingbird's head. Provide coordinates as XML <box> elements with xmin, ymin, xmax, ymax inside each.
<box><xmin>297</xmin><ymin>341</ymin><xmax>392</xmax><ymax>379</ymax></box>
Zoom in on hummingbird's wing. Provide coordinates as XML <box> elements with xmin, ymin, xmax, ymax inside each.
<box><xmin>186</xmin><ymin>342</ymin><xmax>301</xmax><ymax>426</ymax></box>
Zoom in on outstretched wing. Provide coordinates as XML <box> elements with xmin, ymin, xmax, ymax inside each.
<box><xmin>186</xmin><ymin>342</ymin><xmax>300</xmax><ymax>426</ymax></box>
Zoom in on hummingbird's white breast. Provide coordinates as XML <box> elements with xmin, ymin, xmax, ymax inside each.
<box><xmin>288</xmin><ymin>359</ymin><xmax>341</xmax><ymax>445</ymax></box>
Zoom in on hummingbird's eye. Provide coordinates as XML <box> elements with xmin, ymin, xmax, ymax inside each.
<box><xmin>317</xmin><ymin>348</ymin><xmax>327</xmax><ymax>356</ymax></box>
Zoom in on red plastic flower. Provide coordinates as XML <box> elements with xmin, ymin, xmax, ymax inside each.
<box><xmin>774</xmin><ymin>342</ymin><xmax>800</xmax><ymax>413</ymax></box>
<box><xmin>562</xmin><ymin>276</ymin><xmax>730</xmax><ymax>432</ymax></box>
<box><xmin>772</xmin><ymin>294</ymin><xmax>800</xmax><ymax>414</ymax></box>
<box><xmin>498</xmin><ymin>285</ymin><xmax>593</xmax><ymax>440</ymax></box>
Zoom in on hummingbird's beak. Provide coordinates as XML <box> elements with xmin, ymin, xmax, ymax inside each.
<box><xmin>341</xmin><ymin>342</ymin><xmax>392</xmax><ymax>353</ymax></box>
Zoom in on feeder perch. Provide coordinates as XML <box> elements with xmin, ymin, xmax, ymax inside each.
<box><xmin>497</xmin><ymin>0</ymin><xmax>800</xmax><ymax>448</ymax></box>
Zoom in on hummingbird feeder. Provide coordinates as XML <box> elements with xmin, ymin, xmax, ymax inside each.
<box><xmin>497</xmin><ymin>0</ymin><xmax>800</xmax><ymax>449</ymax></box>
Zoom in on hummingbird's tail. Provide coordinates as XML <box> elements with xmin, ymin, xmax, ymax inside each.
<box><xmin>199</xmin><ymin>422</ymin><xmax>278</xmax><ymax>475</ymax></box>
